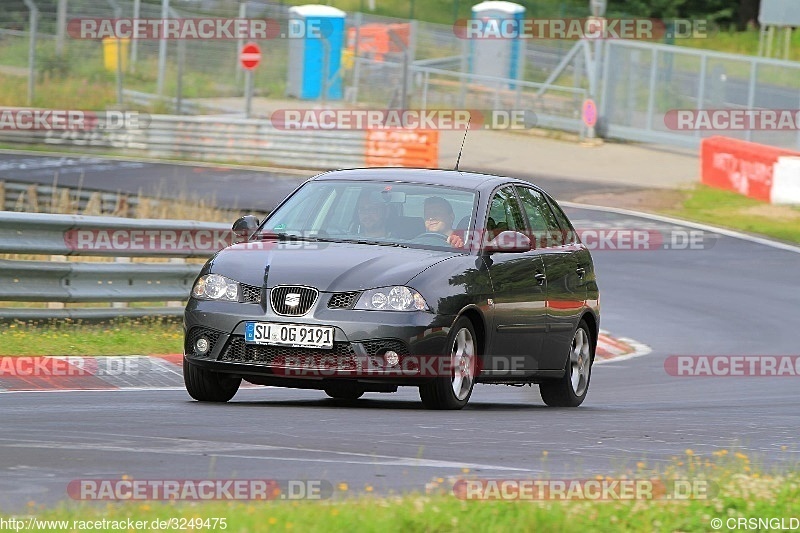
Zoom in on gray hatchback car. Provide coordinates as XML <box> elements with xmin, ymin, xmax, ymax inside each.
<box><xmin>183</xmin><ymin>168</ymin><xmax>599</xmax><ymax>409</ymax></box>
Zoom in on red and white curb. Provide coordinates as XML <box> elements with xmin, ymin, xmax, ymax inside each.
<box><xmin>595</xmin><ymin>329</ymin><xmax>652</xmax><ymax>364</ymax></box>
<box><xmin>0</xmin><ymin>332</ymin><xmax>648</xmax><ymax>392</ymax></box>
<box><xmin>0</xmin><ymin>354</ymin><xmax>185</xmax><ymax>392</ymax></box>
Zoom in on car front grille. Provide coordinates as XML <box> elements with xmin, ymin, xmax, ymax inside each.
<box><xmin>240</xmin><ymin>284</ymin><xmax>262</xmax><ymax>304</ymax></box>
<box><xmin>185</xmin><ymin>327</ymin><xmax>223</xmax><ymax>356</ymax></box>
<box><xmin>220</xmin><ymin>336</ymin><xmax>358</xmax><ymax>370</ymax></box>
<box><xmin>270</xmin><ymin>286</ymin><xmax>318</xmax><ymax>316</ymax></box>
<box><xmin>361</xmin><ymin>339</ymin><xmax>410</xmax><ymax>357</ymax></box>
<box><xmin>327</xmin><ymin>291</ymin><xmax>360</xmax><ymax>309</ymax></box>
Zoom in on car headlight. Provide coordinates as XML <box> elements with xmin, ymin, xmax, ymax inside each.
<box><xmin>355</xmin><ymin>286</ymin><xmax>428</xmax><ymax>311</ymax></box>
<box><xmin>192</xmin><ymin>274</ymin><xmax>240</xmax><ymax>301</ymax></box>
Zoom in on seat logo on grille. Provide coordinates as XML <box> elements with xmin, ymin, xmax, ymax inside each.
<box><xmin>285</xmin><ymin>293</ymin><xmax>301</xmax><ymax>308</ymax></box>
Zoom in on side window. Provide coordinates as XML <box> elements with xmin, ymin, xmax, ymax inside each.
<box><xmin>546</xmin><ymin>196</ymin><xmax>579</xmax><ymax>245</ymax></box>
<box><xmin>515</xmin><ymin>186</ymin><xmax>562</xmax><ymax>247</ymax></box>
<box><xmin>486</xmin><ymin>186</ymin><xmax>525</xmax><ymax>240</ymax></box>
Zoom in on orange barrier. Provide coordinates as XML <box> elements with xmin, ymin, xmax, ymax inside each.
<box><xmin>700</xmin><ymin>136</ymin><xmax>800</xmax><ymax>202</ymax></box>
<box><xmin>365</xmin><ymin>129</ymin><xmax>439</xmax><ymax>168</ymax></box>
<box><xmin>347</xmin><ymin>23</ymin><xmax>410</xmax><ymax>62</ymax></box>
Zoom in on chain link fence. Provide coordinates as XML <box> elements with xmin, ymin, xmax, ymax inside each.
<box><xmin>600</xmin><ymin>40</ymin><xmax>800</xmax><ymax>149</ymax></box>
<box><xmin>1</xmin><ymin>1</ymin><xmax>588</xmax><ymax>123</ymax></box>
<box><xmin>1</xmin><ymin>0</ymin><xmax>798</xmax><ymax>148</ymax></box>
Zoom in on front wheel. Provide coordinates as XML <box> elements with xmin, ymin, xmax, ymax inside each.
<box><xmin>183</xmin><ymin>359</ymin><xmax>241</xmax><ymax>402</ymax></box>
<box><xmin>419</xmin><ymin>316</ymin><xmax>478</xmax><ymax>410</ymax></box>
<box><xmin>539</xmin><ymin>320</ymin><xmax>593</xmax><ymax>407</ymax></box>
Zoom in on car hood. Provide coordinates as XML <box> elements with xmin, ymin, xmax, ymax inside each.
<box><xmin>207</xmin><ymin>240</ymin><xmax>456</xmax><ymax>291</ymax></box>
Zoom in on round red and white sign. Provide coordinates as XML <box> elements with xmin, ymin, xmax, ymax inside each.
<box><xmin>240</xmin><ymin>42</ymin><xmax>261</xmax><ymax>70</ymax></box>
<box><xmin>582</xmin><ymin>99</ymin><xmax>597</xmax><ymax>128</ymax></box>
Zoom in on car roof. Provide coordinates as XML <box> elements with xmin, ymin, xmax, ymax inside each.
<box><xmin>310</xmin><ymin>167</ymin><xmax>541</xmax><ymax>193</ymax></box>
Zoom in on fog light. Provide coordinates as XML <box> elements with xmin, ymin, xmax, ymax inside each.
<box><xmin>384</xmin><ymin>350</ymin><xmax>399</xmax><ymax>366</ymax></box>
<box><xmin>195</xmin><ymin>337</ymin><xmax>210</xmax><ymax>355</ymax></box>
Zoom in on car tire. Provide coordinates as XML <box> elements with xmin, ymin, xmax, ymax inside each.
<box><xmin>539</xmin><ymin>319</ymin><xmax>593</xmax><ymax>407</ymax></box>
<box><xmin>324</xmin><ymin>384</ymin><xmax>365</xmax><ymax>400</ymax></box>
<box><xmin>183</xmin><ymin>358</ymin><xmax>241</xmax><ymax>402</ymax></box>
<box><xmin>419</xmin><ymin>316</ymin><xmax>478</xmax><ymax>410</ymax></box>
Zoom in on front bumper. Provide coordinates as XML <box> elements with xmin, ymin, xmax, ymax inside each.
<box><xmin>184</xmin><ymin>299</ymin><xmax>455</xmax><ymax>388</ymax></box>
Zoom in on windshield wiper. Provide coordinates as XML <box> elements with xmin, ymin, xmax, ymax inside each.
<box><xmin>255</xmin><ymin>232</ymin><xmax>323</xmax><ymax>242</ymax></box>
<box><xmin>336</xmin><ymin>238</ymin><xmax>410</xmax><ymax>248</ymax></box>
<box><xmin>254</xmin><ymin>233</ymin><xmax>409</xmax><ymax>248</ymax></box>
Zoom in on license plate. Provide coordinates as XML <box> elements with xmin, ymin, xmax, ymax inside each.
<box><xmin>244</xmin><ymin>322</ymin><xmax>334</xmax><ymax>349</ymax></box>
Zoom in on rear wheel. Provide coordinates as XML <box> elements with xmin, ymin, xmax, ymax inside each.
<box><xmin>539</xmin><ymin>320</ymin><xmax>593</xmax><ymax>407</ymax></box>
<box><xmin>419</xmin><ymin>316</ymin><xmax>477</xmax><ymax>410</ymax></box>
<box><xmin>324</xmin><ymin>383</ymin><xmax>365</xmax><ymax>400</ymax></box>
<box><xmin>183</xmin><ymin>359</ymin><xmax>241</xmax><ymax>402</ymax></box>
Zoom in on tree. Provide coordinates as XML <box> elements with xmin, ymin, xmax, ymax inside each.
<box><xmin>738</xmin><ymin>0</ymin><xmax>760</xmax><ymax>29</ymax></box>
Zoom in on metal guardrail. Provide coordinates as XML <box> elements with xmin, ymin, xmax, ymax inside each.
<box><xmin>144</xmin><ymin>115</ymin><xmax>369</xmax><ymax>169</ymax></box>
<box><xmin>0</xmin><ymin>179</ymin><xmax>261</xmax><ymax>220</ymax></box>
<box><xmin>0</xmin><ymin>211</ymin><xmax>230</xmax><ymax>320</ymax></box>
<box><xmin>0</xmin><ymin>111</ymin><xmax>148</xmax><ymax>150</ymax></box>
<box><xmin>0</xmin><ymin>211</ymin><xmax>228</xmax><ymax>257</ymax></box>
<box><xmin>0</xmin><ymin>259</ymin><xmax>200</xmax><ymax>302</ymax></box>
<box><xmin>0</xmin><ymin>112</ymin><xmax>380</xmax><ymax>170</ymax></box>
<box><xmin>2</xmin><ymin>180</ymin><xmax>139</xmax><ymax>215</ymax></box>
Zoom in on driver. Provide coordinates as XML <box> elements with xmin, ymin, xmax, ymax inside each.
<box><xmin>356</xmin><ymin>191</ymin><xmax>390</xmax><ymax>238</ymax></box>
<box><xmin>423</xmin><ymin>196</ymin><xmax>464</xmax><ymax>248</ymax></box>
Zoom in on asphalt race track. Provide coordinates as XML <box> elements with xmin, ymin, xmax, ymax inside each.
<box><xmin>1</xmin><ymin>196</ymin><xmax>798</xmax><ymax>511</ymax></box>
<box><xmin>0</xmin><ymin>152</ymin><xmax>307</xmax><ymax>212</ymax></box>
<box><xmin>0</xmin><ymin>152</ymin><xmax>631</xmax><ymax>212</ymax></box>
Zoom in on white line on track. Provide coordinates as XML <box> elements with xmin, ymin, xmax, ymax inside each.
<box><xmin>0</xmin><ymin>432</ymin><xmax>532</xmax><ymax>472</ymax></box>
<box><xmin>562</xmin><ymin>201</ymin><xmax>800</xmax><ymax>254</ymax></box>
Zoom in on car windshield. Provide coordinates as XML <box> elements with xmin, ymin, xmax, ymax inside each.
<box><xmin>258</xmin><ymin>180</ymin><xmax>477</xmax><ymax>251</ymax></box>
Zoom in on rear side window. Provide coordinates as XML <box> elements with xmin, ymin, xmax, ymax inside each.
<box><xmin>515</xmin><ymin>186</ymin><xmax>563</xmax><ymax>247</ymax></box>
<box><xmin>545</xmin><ymin>196</ymin><xmax>579</xmax><ymax>245</ymax></box>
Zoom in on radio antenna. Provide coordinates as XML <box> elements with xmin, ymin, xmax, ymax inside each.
<box><xmin>454</xmin><ymin>117</ymin><xmax>471</xmax><ymax>171</ymax></box>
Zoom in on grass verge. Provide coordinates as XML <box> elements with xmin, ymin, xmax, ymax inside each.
<box><xmin>0</xmin><ymin>317</ymin><xmax>183</xmax><ymax>356</ymax></box>
<box><xmin>7</xmin><ymin>451</ymin><xmax>800</xmax><ymax>532</ymax></box>
<box><xmin>662</xmin><ymin>184</ymin><xmax>800</xmax><ymax>244</ymax></box>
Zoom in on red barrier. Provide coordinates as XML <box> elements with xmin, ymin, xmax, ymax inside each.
<box><xmin>700</xmin><ymin>136</ymin><xmax>800</xmax><ymax>202</ymax></box>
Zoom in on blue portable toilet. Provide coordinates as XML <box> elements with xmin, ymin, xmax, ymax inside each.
<box><xmin>286</xmin><ymin>5</ymin><xmax>346</xmax><ymax>100</ymax></box>
<box><xmin>469</xmin><ymin>1</ymin><xmax>525</xmax><ymax>85</ymax></box>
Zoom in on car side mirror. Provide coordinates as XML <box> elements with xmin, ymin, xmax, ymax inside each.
<box><xmin>483</xmin><ymin>230</ymin><xmax>531</xmax><ymax>254</ymax></box>
<box><xmin>232</xmin><ymin>215</ymin><xmax>260</xmax><ymax>243</ymax></box>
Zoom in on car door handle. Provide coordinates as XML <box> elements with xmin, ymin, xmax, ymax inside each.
<box><xmin>575</xmin><ymin>267</ymin><xmax>586</xmax><ymax>278</ymax></box>
<box><xmin>534</xmin><ymin>272</ymin><xmax>546</xmax><ymax>285</ymax></box>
